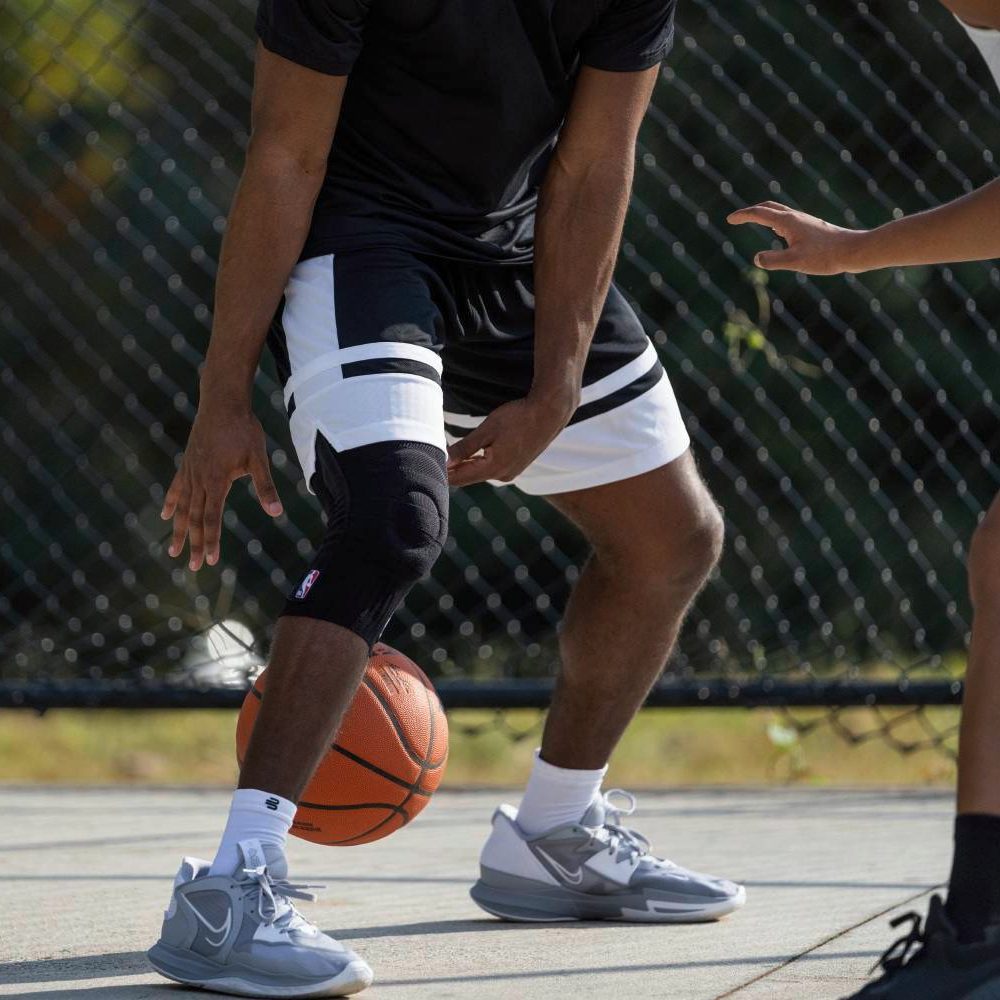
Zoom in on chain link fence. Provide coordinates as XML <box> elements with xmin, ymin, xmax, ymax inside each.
<box><xmin>2</xmin><ymin>0</ymin><xmax>997</xmax><ymax>758</ymax></box>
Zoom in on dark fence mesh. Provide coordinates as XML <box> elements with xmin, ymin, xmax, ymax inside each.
<box><xmin>2</xmin><ymin>0</ymin><xmax>997</xmax><ymax>758</ymax></box>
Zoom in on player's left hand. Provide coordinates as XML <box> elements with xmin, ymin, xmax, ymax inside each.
<box><xmin>446</xmin><ymin>389</ymin><xmax>577</xmax><ymax>487</ymax></box>
<box><xmin>727</xmin><ymin>201</ymin><xmax>868</xmax><ymax>275</ymax></box>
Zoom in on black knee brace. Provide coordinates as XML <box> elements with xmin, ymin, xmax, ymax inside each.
<box><xmin>281</xmin><ymin>436</ymin><xmax>449</xmax><ymax>647</ymax></box>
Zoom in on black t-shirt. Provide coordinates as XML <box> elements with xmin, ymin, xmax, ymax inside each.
<box><xmin>256</xmin><ymin>0</ymin><xmax>676</xmax><ymax>263</ymax></box>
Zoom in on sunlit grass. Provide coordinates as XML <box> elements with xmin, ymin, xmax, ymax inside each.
<box><xmin>0</xmin><ymin>706</ymin><xmax>958</xmax><ymax>788</ymax></box>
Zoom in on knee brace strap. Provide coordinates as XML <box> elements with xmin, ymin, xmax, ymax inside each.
<box><xmin>282</xmin><ymin>437</ymin><xmax>448</xmax><ymax>647</ymax></box>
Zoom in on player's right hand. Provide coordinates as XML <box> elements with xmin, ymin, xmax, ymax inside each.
<box><xmin>727</xmin><ymin>201</ymin><xmax>868</xmax><ymax>275</ymax></box>
<box><xmin>160</xmin><ymin>404</ymin><xmax>282</xmax><ymax>571</ymax></box>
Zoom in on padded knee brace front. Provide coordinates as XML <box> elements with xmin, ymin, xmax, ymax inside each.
<box><xmin>282</xmin><ymin>436</ymin><xmax>449</xmax><ymax>647</ymax></box>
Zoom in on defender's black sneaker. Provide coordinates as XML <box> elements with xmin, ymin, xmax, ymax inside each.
<box><xmin>845</xmin><ymin>895</ymin><xmax>1000</xmax><ymax>999</ymax></box>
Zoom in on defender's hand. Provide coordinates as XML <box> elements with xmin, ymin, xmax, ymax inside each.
<box><xmin>446</xmin><ymin>390</ymin><xmax>577</xmax><ymax>488</ymax></box>
<box><xmin>727</xmin><ymin>202</ymin><xmax>868</xmax><ymax>275</ymax></box>
<box><xmin>161</xmin><ymin>403</ymin><xmax>282</xmax><ymax>570</ymax></box>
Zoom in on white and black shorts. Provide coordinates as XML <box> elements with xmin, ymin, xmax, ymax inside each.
<box><xmin>267</xmin><ymin>248</ymin><xmax>690</xmax><ymax>496</ymax></box>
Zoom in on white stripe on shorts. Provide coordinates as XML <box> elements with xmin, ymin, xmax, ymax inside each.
<box><xmin>443</xmin><ymin>372</ymin><xmax>690</xmax><ymax>495</ymax></box>
<box><xmin>280</xmin><ymin>254</ymin><xmax>446</xmax><ymax>487</ymax></box>
<box><xmin>442</xmin><ymin>341</ymin><xmax>659</xmax><ymax>429</ymax></box>
<box><xmin>283</xmin><ymin>341</ymin><xmax>444</xmax><ymax>410</ymax></box>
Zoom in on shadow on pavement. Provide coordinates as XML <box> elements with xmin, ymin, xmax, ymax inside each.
<box><xmin>1</xmin><ymin>946</ymin><xmax>881</xmax><ymax>989</ymax></box>
<box><xmin>1</xmin><ymin>952</ymin><xmax>150</xmax><ymax>985</ymax></box>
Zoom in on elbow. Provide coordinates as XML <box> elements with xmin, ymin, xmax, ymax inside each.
<box><xmin>244</xmin><ymin>134</ymin><xmax>330</xmax><ymax>187</ymax></box>
<box><xmin>544</xmin><ymin>143</ymin><xmax>634</xmax><ymax>206</ymax></box>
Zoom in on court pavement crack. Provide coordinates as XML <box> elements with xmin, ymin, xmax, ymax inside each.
<box><xmin>714</xmin><ymin>883</ymin><xmax>945</xmax><ymax>998</ymax></box>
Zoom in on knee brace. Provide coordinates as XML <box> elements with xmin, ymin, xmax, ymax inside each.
<box><xmin>282</xmin><ymin>437</ymin><xmax>449</xmax><ymax>647</ymax></box>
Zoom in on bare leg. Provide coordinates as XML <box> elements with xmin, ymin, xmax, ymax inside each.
<box><xmin>540</xmin><ymin>451</ymin><xmax>724</xmax><ymax>769</ymax></box>
<box><xmin>956</xmin><ymin>492</ymin><xmax>1000</xmax><ymax>814</ymax></box>
<box><xmin>239</xmin><ymin>616</ymin><xmax>369</xmax><ymax>802</ymax></box>
<box><xmin>938</xmin><ymin>0</ymin><xmax>1000</xmax><ymax>30</ymax></box>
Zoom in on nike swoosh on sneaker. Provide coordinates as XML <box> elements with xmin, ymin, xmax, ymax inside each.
<box><xmin>181</xmin><ymin>895</ymin><xmax>233</xmax><ymax>948</ymax></box>
<box><xmin>534</xmin><ymin>848</ymin><xmax>585</xmax><ymax>885</ymax></box>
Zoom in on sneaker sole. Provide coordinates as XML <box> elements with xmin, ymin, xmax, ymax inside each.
<box><xmin>147</xmin><ymin>943</ymin><xmax>373</xmax><ymax>998</ymax></box>
<box><xmin>470</xmin><ymin>872</ymin><xmax>747</xmax><ymax>924</ymax></box>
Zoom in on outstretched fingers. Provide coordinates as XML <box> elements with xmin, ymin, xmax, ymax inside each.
<box><xmin>727</xmin><ymin>202</ymin><xmax>793</xmax><ymax>229</ymax></box>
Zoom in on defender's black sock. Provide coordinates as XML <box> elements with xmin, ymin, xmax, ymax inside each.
<box><xmin>946</xmin><ymin>813</ymin><xmax>1000</xmax><ymax>943</ymax></box>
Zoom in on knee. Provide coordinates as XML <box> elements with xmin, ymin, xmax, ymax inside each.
<box><xmin>666</xmin><ymin>501</ymin><xmax>725</xmax><ymax>591</ymax></box>
<box><xmin>969</xmin><ymin>504</ymin><xmax>1000</xmax><ymax>609</ymax></box>
<box><xmin>347</xmin><ymin>442</ymin><xmax>449</xmax><ymax>584</ymax></box>
<box><xmin>287</xmin><ymin>439</ymin><xmax>448</xmax><ymax>645</ymax></box>
<box><xmin>607</xmin><ymin>496</ymin><xmax>725</xmax><ymax>599</ymax></box>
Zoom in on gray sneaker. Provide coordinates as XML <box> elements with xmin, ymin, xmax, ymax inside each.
<box><xmin>147</xmin><ymin>839</ymin><xmax>372</xmax><ymax>997</ymax></box>
<box><xmin>471</xmin><ymin>789</ymin><xmax>746</xmax><ymax>923</ymax></box>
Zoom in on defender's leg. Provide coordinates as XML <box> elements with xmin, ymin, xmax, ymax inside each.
<box><xmin>957</xmin><ymin>493</ymin><xmax>1000</xmax><ymax>814</ymax></box>
<box><xmin>946</xmin><ymin>493</ymin><xmax>1000</xmax><ymax>942</ymax></box>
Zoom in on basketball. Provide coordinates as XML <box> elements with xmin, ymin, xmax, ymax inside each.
<box><xmin>235</xmin><ymin>643</ymin><xmax>448</xmax><ymax>846</ymax></box>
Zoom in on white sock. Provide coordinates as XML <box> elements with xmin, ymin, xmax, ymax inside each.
<box><xmin>957</xmin><ymin>16</ymin><xmax>1000</xmax><ymax>93</ymax></box>
<box><xmin>208</xmin><ymin>788</ymin><xmax>296</xmax><ymax>876</ymax></box>
<box><xmin>514</xmin><ymin>750</ymin><xmax>608</xmax><ymax>837</ymax></box>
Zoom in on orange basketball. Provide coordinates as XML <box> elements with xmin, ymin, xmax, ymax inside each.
<box><xmin>236</xmin><ymin>643</ymin><xmax>448</xmax><ymax>846</ymax></box>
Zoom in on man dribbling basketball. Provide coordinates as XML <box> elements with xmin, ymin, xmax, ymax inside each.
<box><xmin>152</xmin><ymin>0</ymin><xmax>745</xmax><ymax>994</ymax></box>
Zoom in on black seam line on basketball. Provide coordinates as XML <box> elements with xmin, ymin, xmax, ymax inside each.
<box><xmin>361</xmin><ymin>676</ymin><xmax>446</xmax><ymax>771</ymax></box>
<box><xmin>316</xmin><ymin>804</ymin><xmax>413</xmax><ymax>846</ymax></box>
<box><xmin>315</xmin><ymin>678</ymin><xmax>440</xmax><ymax>845</ymax></box>
<box><xmin>313</xmin><ymin>809</ymin><xmax>410</xmax><ymax>846</ymax></box>
<box><xmin>413</xmin><ymin>677</ymin><xmax>440</xmax><ymax>818</ymax></box>
<box><xmin>567</xmin><ymin>360</ymin><xmax>664</xmax><ymax>426</ymax></box>
<box><xmin>297</xmin><ymin>800</ymin><xmax>423</xmax><ymax>811</ymax></box>
<box><xmin>309</xmin><ymin>796</ymin><xmax>415</xmax><ymax>845</ymax></box>
<box><xmin>330</xmin><ymin>743</ymin><xmax>436</xmax><ymax>797</ymax></box>
<box><xmin>253</xmin><ymin>684</ymin><xmax>436</xmax><ymax>794</ymax></box>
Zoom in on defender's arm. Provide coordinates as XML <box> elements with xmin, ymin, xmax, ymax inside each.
<box><xmin>727</xmin><ymin>178</ymin><xmax>1000</xmax><ymax>275</ymax></box>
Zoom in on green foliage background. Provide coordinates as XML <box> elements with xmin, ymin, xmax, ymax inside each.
<box><xmin>1</xmin><ymin>0</ymin><xmax>997</xmax><ymax>693</ymax></box>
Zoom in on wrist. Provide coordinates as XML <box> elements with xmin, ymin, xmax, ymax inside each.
<box><xmin>528</xmin><ymin>378</ymin><xmax>581</xmax><ymax>417</ymax></box>
<box><xmin>842</xmin><ymin>227</ymin><xmax>881</xmax><ymax>273</ymax></box>
<box><xmin>199</xmin><ymin>365</ymin><xmax>254</xmax><ymax>413</ymax></box>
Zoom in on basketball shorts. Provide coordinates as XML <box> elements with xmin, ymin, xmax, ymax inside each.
<box><xmin>267</xmin><ymin>248</ymin><xmax>690</xmax><ymax>496</ymax></box>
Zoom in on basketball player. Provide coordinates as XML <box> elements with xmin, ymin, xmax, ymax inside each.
<box><xmin>150</xmin><ymin>0</ymin><xmax>745</xmax><ymax>994</ymax></box>
<box><xmin>729</xmin><ymin>2</ymin><xmax>1000</xmax><ymax>995</ymax></box>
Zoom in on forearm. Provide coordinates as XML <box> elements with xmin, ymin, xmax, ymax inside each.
<box><xmin>201</xmin><ymin>149</ymin><xmax>325</xmax><ymax>406</ymax></box>
<box><xmin>850</xmin><ymin>177</ymin><xmax>1000</xmax><ymax>270</ymax></box>
<box><xmin>532</xmin><ymin>148</ymin><xmax>633</xmax><ymax>400</ymax></box>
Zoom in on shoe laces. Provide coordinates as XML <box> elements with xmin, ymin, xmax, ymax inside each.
<box><xmin>871</xmin><ymin>909</ymin><xmax>927</xmax><ymax>975</ymax></box>
<box><xmin>242</xmin><ymin>864</ymin><xmax>324</xmax><ymax>934</ymax></box>
<box><xmin>592</xmin><ymin>789</ymin><xmax>663</xmax><ymax>866</ymax></box>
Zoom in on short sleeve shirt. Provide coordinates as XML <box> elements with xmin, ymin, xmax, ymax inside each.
<box><xmin>256</xmin><ymin>0</ymin><xmax>676</xmax><ymax>262</ymax></box>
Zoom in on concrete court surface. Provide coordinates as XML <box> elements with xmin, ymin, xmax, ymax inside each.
<box><xmin>0</xmin><ymin>787</ymin><xmax>953</xmax><ymax>1000</ymax></box>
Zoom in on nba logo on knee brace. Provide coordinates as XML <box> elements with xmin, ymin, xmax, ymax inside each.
<box><xmin>294</xmin><ymin>569</ymin><xmax>320</xmax><ymax>600</ymax></box>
